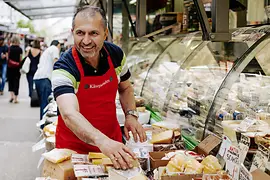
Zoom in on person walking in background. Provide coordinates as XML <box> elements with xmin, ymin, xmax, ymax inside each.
<box><xmin>0</xmin><ymin>35</ymin><xmax>8</xmax><ymax>95</ymax></box>
<box><xmin>7</xmin><ymin>36</ymin><xmax>23</xmax><ymax>103</ymax></box>
<box><xmin>26</xmin><ymin>39</ymin><xmax>41</xmax><ymax>97</ymax></box>
<box><xmin>34</xmin><ymin>40</ymin><xmax>60</xmax><ymax>122</ymax></box>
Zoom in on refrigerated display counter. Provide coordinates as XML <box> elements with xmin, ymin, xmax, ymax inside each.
<box><xmin>128</xmin><ymin>25</ymin><xmax>270</xmax><ymax>146</ymax></box>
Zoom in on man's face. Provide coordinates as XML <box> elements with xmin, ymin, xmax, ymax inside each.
<box><xmin>72</xmin><ymin>12</ymin><xmax>108</xmax><ymax>59</ymax></box>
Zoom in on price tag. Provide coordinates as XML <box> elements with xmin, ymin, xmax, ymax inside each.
<box><xmin>250</xmin><ymin>145</ymin><xmax>270</xmax><ymax>172</ymax></box>
<box><xmin>239</xmin><ymin>134</ymin><xmax>250</xmax><ymax>164</ymax></box>
<box><xmin>218</xmin><ymin>135</ymin><xmax>232</xmax><ymax>158</ymax></box>
<box><xmin>237</xmin><ymin>118</ymin><xmax>257</xmax><ymax>132</ymax></box>
<box><xmin>225</xmin><ymin>145</ymin><xmax>240</xmax><ymax>179</ymax></box>
<box><xmin>239</xmin><ymin>164</ymin><xmax>252</xmax><ymax>180</ymax></box>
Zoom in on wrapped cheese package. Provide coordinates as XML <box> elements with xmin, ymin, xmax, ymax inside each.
<box><xmin>42</xmin><ymin>148</ymin><xmax>76</xmax><ymax>164</ymax></box>
<box><xmin>201</xmin><ymin>155</ymin><xmax>222</xmax><ymax>174</ymax></box>
<box><xmin>166</xmin><ymin>153</ymin><xmax>187</xmax><ymax>172</ymax></box>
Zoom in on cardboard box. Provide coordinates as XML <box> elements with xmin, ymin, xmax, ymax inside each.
<box><xmin>42</xmin><ymin>159</ymin><xmax>76</xmax><ymax>180</ymax></box>
<box><xmin>149</xmin><ymin>151</ymin><xmax>172</xmax><ymax>169</ymax></box>
<box><xmin>193</xmin><ymin>134</ymin><xmax>221</xmax><ymax>156</ymax></box>
<box><xmin>251</xmin><ymin>169</ymin><xmax>270</xmax><ymax>180</ymax></box>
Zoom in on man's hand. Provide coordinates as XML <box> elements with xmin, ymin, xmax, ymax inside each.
<box><xmin>124</xmin><ymin>115</ymin><xmax>147</xmax><ymax>143</ymax></box>
<box><xmin>1</xmin><ymin>53</ymin><xmax>5</xmax><ymax>59</ymax></box>
<box><xmin>98</xmin><ymin>137</ymin><xmax>136</xmax><ymax>170</ymax></box>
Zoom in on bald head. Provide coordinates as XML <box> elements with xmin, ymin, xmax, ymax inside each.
<box><xmin>72</xmin><ymin>6</ymin><xmax>107</xmax><ymax>30</ymax></box>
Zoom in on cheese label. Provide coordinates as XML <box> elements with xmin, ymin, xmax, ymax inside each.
<box><xmin>225</xmin><ymin>145</ymin><xmax>240</xmax><ymax>179</ymax></box>
<box><xmin>74</xmin><ymin>165</ymin><xmax>106</xmax><ymax>177</ymax></box>
<box><xmin>237</xmin><ymin>118</ymin><xmax>256</xmax><ymax>132</ymax></box>
<box><xmin>250</xmin><ymin>144</ymin><xmax>270</xmax><ymax>172</ymax></box>
<box><xmin>239</xmin><ymin>164</ymin><xmax>252</xmax><ymax>180</ymax></box>
<box><xmin>238</xmin><ymin>134</ymin><xmax>250</xmax><ymax>164</ymax></box>
<box><xmin>71</xmin><ymin>154</ymin><xmax>90</xmax><ymax>164</ymax></box>
<box><xmin>218</xmin><ymin>135</ymin><xmax>232</xmax><ymax>158</ymax></box>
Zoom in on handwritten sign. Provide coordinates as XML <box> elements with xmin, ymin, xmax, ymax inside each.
<box><xmin>250</xmin><ymin>145</ymin><xmax>270</xmax><ymax>172</ymax></box>
<box><xmin>239</xmin><ymin>134</ymin><xmax>250</xmax><ymax>164</ymax></box>
<box><xmin>225</xmin><ymin>145</ymin><xmax>240</xmax><ymax>179</ymax></box>
<box><xmin>239</xmin><ymin>164</ymin><xmax>252</xmax><ymax>180</ymax></box>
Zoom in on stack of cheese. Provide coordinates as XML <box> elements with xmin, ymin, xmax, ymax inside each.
<box><xmin>41</xmin><ymin>148</ymin><xmax>77</xmax><ymax>180</ymax></box>
<box><xmin>151</xmin><ymin>121</ymin><xmax>181</xmax><ymax>143</ymax></box>
<box><xmin>43</xmin><ymin>121</ymin><xmax>57</xmax><ymax>151</ymax></box>
<box><xmin>165</xmin><ymin>153</ymin><xmax>222</xmax><ymax>175</ymax></box>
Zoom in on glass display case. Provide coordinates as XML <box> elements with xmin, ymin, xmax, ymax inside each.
<box><xmin>127</xmin><ymin>25</ymin><xmax>270</xmax><ymax>145</ymax></box>
<box><xmin>204</xmin><ymin>26</ymin><xmax>270</xmax><ymax>139</ymax></box>
<box><xmin>127</xmin><ymin>36</ymin><xmax>176</xmax><ymax>95</ymax></box>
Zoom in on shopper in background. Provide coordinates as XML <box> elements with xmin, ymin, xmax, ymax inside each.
<box><xmin>7</xmin><ymin>36</ymin><xmax>23</xmax><ymax>103</ymax></box>
<box><xmin>0</xmin><ymin>36</ymin><xmax>8</xmax><ymax>95</ymax></box>
<box><xmin>25</xmin><ymin>39</ymin><xmax>41</xmax><ymax>97</ymax></box>
<box><xmin>34</xmin><ymin>40</ymin><xmax>60</xmax><ymax>122</ymax></box>
<box><xmin>52</xmin><ymin>6</ymin><xmax>146</xmax><ymax>170</ymax></box>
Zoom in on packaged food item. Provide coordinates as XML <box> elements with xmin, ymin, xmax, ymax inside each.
<box><xmin>166</xmin><ymin>153</ymin><xmax>187</xmax><ymax>172</ymax></box>
<box><xmin>42</xmin><ymin>148</ymin><xmax>76</xmax><ymax>164</ymax></box>
<box><xmin>71</xmin><ymin>154</ymin><xmax>90</xmax><ymax>164</ymax></box>
<box><xmin>88</xmin><ymin>152</ymin><xmax>108</xmax><ymax>159</ymax></box>
<box><xmin>201</xmin><ymin>155</ymin><xmax>222</xmax><ymax>174</ymax></box>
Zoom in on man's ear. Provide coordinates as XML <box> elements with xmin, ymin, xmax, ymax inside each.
<box><xmin>104</xmin><ymin>28</ymin><xmax>108</xmax><ymax>40</ymax></box>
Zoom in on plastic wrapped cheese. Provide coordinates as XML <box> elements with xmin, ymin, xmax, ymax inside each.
<box><xmin>184</xmin><ymin>158</ymin><xmax>203</xmax><ymax>174</ymax></box>
<box><xmin>151</xmin><ymin>130</ymin><xmax>173</xmax><ymax>144</ymax></box>
<box><xmin>166</xmin><ymin>153</ymin><xmax>187</xmax><ymax>172</ymax></box>
<box><xmin>42</xmin><ymin>148</ymin><xmax>76</xmax><ymax>164</ymax></box>
<box><xmin>201</xmin><ymin>155</ymin><xmax>222</xmax><ymax>174</ymax></box>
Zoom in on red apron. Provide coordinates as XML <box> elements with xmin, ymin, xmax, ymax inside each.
<box><xmin>55</xmin><ymin>47</ymin><xmax>122</xmax><ymax>154</ymax></box>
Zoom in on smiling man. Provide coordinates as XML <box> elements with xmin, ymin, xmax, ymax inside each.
<box><xmin>52</xmin><ymin>6</ymin><xmax>146</xmax><ymax>170</ymax></box>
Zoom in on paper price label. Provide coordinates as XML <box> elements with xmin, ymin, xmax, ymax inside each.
<box><xmin>218</xmin><ymin>135</ymin><xmax>232</xmax><ymax>158</ymax></box>
<box><xmin>237</xmin><ymin>117</ymin><xmax>257</xmax><ymax>132</ymax></box>
<box><xmin>239</xmin><ymin>134</ymin><xmax>250</xmax><ymax>164</ymax></box>
<box><xmin>250</xmin><ymin>145</ymin><xmax>269</xmax><ymax>172</ymax></box>
<box><xmin>239</xmin><ymin>164</ymin><xmax>252</xmax><ymax>180</ymax></box>
<box><xmin>225</xmin><ymin>145</ymin><xmax>240</xmax><ymax>179</ymax></box>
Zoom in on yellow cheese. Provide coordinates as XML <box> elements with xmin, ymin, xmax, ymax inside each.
<box><xmin>42</xmin><ymin>159</ymin><xmax>76</xmax><ymax>180</ymax></box>
<box><xmin>42</xmin><ymin>148</ymin><xmax>76</xmax><ymax>164</ymax></box>
<box><xmin>151</xmin><ymin>130</ymin><xmax>173</xmax><ymax>144</ymax></box>
<box><xmin>88</xmin><ymin>152</ymin><xmax>108</xmax><ymax>159</ymax></box>
<box><xmin>92</xmin><ymin>159</ymin><xmax>102</xmax><ymax>165</ymax></box>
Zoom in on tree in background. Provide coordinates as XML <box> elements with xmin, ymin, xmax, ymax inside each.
<box><xmin>17</xmin><ymin>20</ymin><xmax>35</xmax><ymax>34</ymax></box>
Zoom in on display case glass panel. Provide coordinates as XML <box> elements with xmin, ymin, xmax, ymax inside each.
<box><xmin>128</xmin><ymin>37</ymin><xmax>176</xmax><ymax>95</ymax></box>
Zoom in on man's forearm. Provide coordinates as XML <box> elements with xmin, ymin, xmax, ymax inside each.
<box><xmin>61</xmin><ymin>110</ymin><xmax>107</xmax><ymax>146</ymax></box>
<box><xmin>119</xmin><ymin>85</ymin><xmax>136</xmax><ymax>114</ymax></box>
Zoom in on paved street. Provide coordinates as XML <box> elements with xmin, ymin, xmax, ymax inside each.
<box><xmin>0</xmin><ymin>74</ymin><xmax>43</xmax><ymax>179</ymax></box>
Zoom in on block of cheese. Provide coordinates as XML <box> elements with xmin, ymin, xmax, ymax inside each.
<box><xmin>109</xmin><ymin>167</ymin><xmax>147</xmax><ymax>180</ymax></box>
<box><xmin>42</xmin><ymin>148</ymin><xmax>76</xmax><ymax>164</ymax></box>
<box><xmin>88</xmin><ymin>152</ymin><xmax>108</xmax><ymax>159</ymax></box>
<box><xmin>42</xmin><ymin>159</ymin><xmax>76</xmax><ymax>180</ymax></box>
<box><xmin>92</xmin><ymin>159</ymin><xmax>103</xmax><ymax>165</ymax></box>
<box><xmin>151</xmin><ymin>130</ymin><xmax>173</xmax><ymax>144</ymax></box>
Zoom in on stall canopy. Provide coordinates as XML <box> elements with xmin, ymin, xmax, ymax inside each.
<box><xmin>3</xmin><ymin>0</ymin><xmax>81</xmax><ymax>19</ymax></box>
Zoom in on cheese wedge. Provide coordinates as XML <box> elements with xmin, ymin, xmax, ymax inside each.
<box><xmin>102</xmin><ymin>157</ymin><xmax>140</xmax><ymax>167</ymax></box>
<box><xmin>151</xmin><ymin>130</ymin><xmax>173</xmax><ymax>144</ymax></box>
<box><xmin>88</xmin><ymin>152</ymin><xmax>108</xmax><ymax>159</ymax></box>
<box><xmin>92</xmin><ymin>159</ymin><xmax>102</xmax><ymax>165</ymax></box>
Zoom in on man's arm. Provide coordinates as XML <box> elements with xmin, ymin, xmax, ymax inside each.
<box><xmin>56</xmin><ymin>93</ymin><xmax>136</xmax><ymax>169</ymax></box>
<box><xmin>119</xmin><ymin>80</ymin><xmax>147</xmax><ymax>142</ymax></box>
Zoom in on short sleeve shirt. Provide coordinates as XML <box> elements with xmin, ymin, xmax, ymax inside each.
<box><xmin>52</xmin><ymin>41</ymin><xmax>131</xmax><ymax>99</ymax></box>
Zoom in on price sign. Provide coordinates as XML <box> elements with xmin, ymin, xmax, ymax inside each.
<box><xmin>237</xmin><ymin>118</ymin><xmax>257</xmax><ymax>132</ymax></box>
<box><xmin>239</xmin><ymin>164</ymin><xmax>252</xmax><ymax>180</ymax></box>
<box><xmin>250</xmin><ymin>145</ymin><xmax>270</xmax><ymax>172</ymax></box>
<box><xmin>218</xmin><ymin>135</ymin><xmax>232</xmax><ymax>158</ymax></box>
<box><xmin>239</xmin><ymin>134</ymin><xmax>250</xmax><ymax>164</ymax></box>
<box><xmin>225</xmin><ymin>145</ymin><xmax>240</xmax><ymax>179</ymax></box>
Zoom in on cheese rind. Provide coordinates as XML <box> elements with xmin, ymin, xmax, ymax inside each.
<box><xmin>42</xmin><ymin>159</ymin><xmax>76</xmax><ymax>180</ymax></box>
